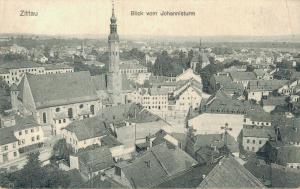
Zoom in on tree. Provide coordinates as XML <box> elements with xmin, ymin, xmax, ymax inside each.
<box><xmin>15</xmin><ymin>152</ymin><xmax>46</xmax><ymax>188</ymax></box>
<box><xmin>52</xmin><ymin>139</ymin><xmax>73</xmax><ymax>164</ymax></box>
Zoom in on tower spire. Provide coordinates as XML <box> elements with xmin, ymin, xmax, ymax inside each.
<box><xmin>112</xmin><ymin>0</ymin><xmax>115</xmax><ymax>17</ymax></box>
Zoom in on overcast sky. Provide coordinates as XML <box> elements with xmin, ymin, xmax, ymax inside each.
<box><xmin>0</xmin><ymin>0</ymin><xmax>299</xmax><ymax>37</ymax></box>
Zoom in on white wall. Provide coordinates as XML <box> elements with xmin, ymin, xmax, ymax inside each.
<box><xmin>188</xmin><ymin>113</ymin><xmax>244</xmax><ymax>139</ymax></box>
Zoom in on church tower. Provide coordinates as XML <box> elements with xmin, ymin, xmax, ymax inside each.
<box><xmin>107</xmin><ymin>1</ymin><xmax>122</xmax><ymax>95</ymax></box>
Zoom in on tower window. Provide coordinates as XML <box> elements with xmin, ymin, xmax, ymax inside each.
<box><xmin>43</xmin><ymin>112</ymin><xmax>47</xmax><ymax>124</ymax></box>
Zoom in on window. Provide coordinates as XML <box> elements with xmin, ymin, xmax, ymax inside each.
<box><xmin>259</xmin><ymin>140</ymin><xmax>262</xmax><ymax>144</ymax></box>
<box><xmin>31</xmin><ymin>129</ymin><xmax>34</xmax><ymax>133</ymax></box>
<box><xmin>14</xmin><ymin>152</ymin><xmax>17</xmax><ymax>157</ymax></box>
<box><xmin>253</xmin><ymin>140</ymin><xmax>255</xmax><ymax>144</ymax></box>
<box><xmin>291</xmin><ymin>166</ymin><xmax>294</xmax><ymax>168</ymax></box>
<box><xmin>4</xmin><ymin>146</ymin><xmax>8</xmax><ymax>151</ymax></box>
<box><xmin>252</xmin><ymin>147</ymin><xmax>255</xmax><ymax>151</ymax></box>
<box><xmin>63</xmin><ymin>119</ymin><xmax>66</xmax><ymax>123</ymax></box>
<box><xmin>59</xmin><ymin>120</ymin><xmax>62</xmax><ymax>124</ymax></box>
<box><xmin>56</xmin><ymin>107</ymin><xmax>60</xmax><ymax>112</ymax></box>
<box><xmin>43</xmin><ymin>112</ymin><xmax>47</xmax><ymax>123</ymax></box>
<box><xmin>68</xmin><ymin>108</ymin><xmax>73</xmax><ymax>118</ymax></box>
<box><xmin>19</xmin><ymin>131</ymin><xmax>22</xmax><ymax>136</ymax></box>
<box><xmin>79</xmin><ymin>104</ymin><xmax>84</xmax><ymax>109</ymax></box>
<box><xmin>244</xmin><ymin>119</ymin><xmax>246</xmax><ymax>122</ymax></box>
<box><xmin>13</xmin><ymin>143</ymin><xmax>16</xmax><ymax>148</ymax></box>
<box><xmin>25</xmin><ymin>130</ymin><xmax>28</xmax><ymax>134</ymax></box>
<box><xmin>246</xmin><ymin>146</ymin><xmax>249</xmax><ymax>150</ymax></box>
<box><xmin>247</xmin><ymin>139</ymin><xmax>250</xmax><ymax>143</ymax></box>
<box><xmin>90</xmin><ymin>105</ymin><xmax>95</xmax><ymax>115</ymax></box>
<box><xmin>31</xmin><ymin>137</ymin><xmax>35</xmax><ymax>142</ymax></box>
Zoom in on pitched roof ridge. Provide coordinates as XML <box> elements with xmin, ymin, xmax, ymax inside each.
<box><xmin>150</xmin><ymin>147</ymin><xmax>170</xmax><ymax>176</ymax></box>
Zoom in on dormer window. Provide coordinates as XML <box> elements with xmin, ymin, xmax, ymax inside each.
<box><xmin>56</xmin><ymin>108</ymin><xmax>60</xmax><ymax>112</ymax></box>
<box><xmin>79</xmin><ymin>104</ymin><xmax>84</xmax><ymax>109</ymax></box>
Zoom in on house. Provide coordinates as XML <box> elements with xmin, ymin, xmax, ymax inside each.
<box><xmin>277</xmin><ymin>124</ymin><xmax>300</xmax><ymax>146</ymax></box>
<box><xmin>14</xmin><ymin>71</ymin><xmax>101</xmax><ymax>135</ymax></box>
<box><xmin>101</xmin><ymin>135</ymin><xmax>131</xmax><ymax>160</ymax></box>
<box><xmin>276</xmin><ymin>146</ymin><xmax>300</xmax><ymax>169</ymax></box>
<box><xmin>262</xmin><ymin>95</ymin><xmax>287</xmax><ymax>113</ymax></box>
<box><xmin>247</xmin><ymin>80</ymin><xmax>288</xmax><ymax>102</ymax></box>
<box><xmin>69</xmin><ymin>146</ymin><xmax>114</xmax><ymax>179</ymax></box>
<box><xmin>0</xmin><ymin>61</ymin><xmax>74</xmax><ymax>86</ymax></box>
<box><xmin>0</xmin><ymin>127</ymin><xmax>19</xmax><ymax>164</ymax></box>
<box><xmin>126</xmin><ymin>87</ymin><xmax>169</xmax><ymax>111</ymax></box>
<box><xmin>189</xmin><ymin>90</ymin><xmax>264</xmax><ymax>139</ymax></box>
<box><xmin>0</xmin><ymin>115</ymin><xmax>44</xmax><ymax>165</ymax></box>
<box><xmin>98</xmin><ymin>103</ymin><xmax>172</xmax><ymax>154</ymax></box>
<box><xmin>109</xmin><ymin>143</ymin><xmax>198</xmax><ymax>188</ymax></box>
<box><xmin>171</xmin><ymin>79</ymin><xmax>208</xmax><ymax>111</ymax></box>
<box><xmin>62</xmin><ymin>116</ymin><xmax>109</xmax><ymax>151</ymax></box>
<box><xmin>229</xmin><ymin>71</ymin><xmax>257</xmax><ymax>89</ymax></box>
<box><xmin>176</xmin><ymin>68</ymin><xmax>202</xmax><ymax>83</ymax></box>
<box><xmin>243</xmin><ymin>110</ymin><xmax>272</xmax><ymax>127</ymax></box>
<box><xmin>242</xmin><ymin>125</ymin><xmax>276</xmax><ymax>152</ymax></box>
<box><xmin>245</xmin><ymin>157</ymin><xmax>300</xmax><ymax>188</ymax></box>
<box><xmin>120</xmin><ymin>61</ymin><xmax>148</xmax><ymax>80</ymax></box>
<box><xmin>209</xmin><ymin>73</ymin><xmax>232</xmax><ymax>92</ymax></box>
<box><xmin>185</xmin><ymin>133</ymin><xmax>240</xmax><ymax>163</ymax></box>
<box><xmin>198</xmin><ymin>156</ymin><xmax>265</xmax><ymax>188</ymax></box>
<box><xmin>253</xmin><ymin>69</ymin><xmax>273</xmax><ymax>80</ymax></box>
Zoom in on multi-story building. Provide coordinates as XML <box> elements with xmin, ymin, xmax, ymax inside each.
<box><xmin>0</xmin><ymin>61</ymin><xmax>74</xmax><ymax>86</ymax></box>
<box><xmin>127</xmin><ymin>87</ymin><xmax>169</xmax><ymax>111</ymax></box>
<box><xmin>62</xmin><ymin>116</ymin><xmax>109</xmax><ymax>151</ymax></box>
<box><xmin>0</xmin><ymin>115</ymin><xmax>44</xmax><ymax>164</ymax></box>
<box><xmin>242</xmin><ymin>125</ymin><xmax>275</xmax><ymax>152</ymax></box>
<box><xmin>12</xmin><ymin>71</ymin><xmax>101</xmax><ymax>135</ymax></box>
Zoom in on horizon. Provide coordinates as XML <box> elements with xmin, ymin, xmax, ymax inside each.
<box><xmin>0</xmin><ymin>0</ymin><xmax>300</xmax><ymax>39</ymax></box>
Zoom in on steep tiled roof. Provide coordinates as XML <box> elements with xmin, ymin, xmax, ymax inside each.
<box><xmin>243</xmin><ymin>125</ymin><xmax>276</xmax><ymax>138</ymax></box>
<box><xmin>64</xmin><ymin>116</ymin><xmax>109</xmax><ymax>141</ymax></box>
<box><xmin>246</xmin><ymin>110</ymin><xmax>272</xmax><ymax>122</ymax></box>
<box><xmin>205</xmin><ymin>90</ymin><xmax>263</xmax><ymax>115</ymax></box>
<box><xmin>277</xmin><ymin>146</ymin><xmax>300</xmax><ymax>164</ymax></box>
<box><xmin>76</xmin><ymin>146</ymin><xmax>114</xmax><ymax>172</ymax></box>
<box><xmin>248</xmin><ymin>80</ymin><xmax>288</xmax><ymax>92</ymax></box>
<box><xmin>230</xmin><ymin>71</ymin><xmax>257</xmax><ymax>81</ymax></box>
<box><xmin>120</xmin><ymin>143</ymin><xmax>197</xmax><ymax>188</ymax></box>
<box><xmin>0</xmin><ymin>127</ymin><xmax>17</xmax><ymax>145</ymax></box>
<box><xmin>199</xmin><ymin>156</ymin><xmax>265</xmax><ymax>188</ymax></box>
<box><xmin>19</xmin><ymin>71</ymin><xmax>99</xmax><ymax>109</ymax></box>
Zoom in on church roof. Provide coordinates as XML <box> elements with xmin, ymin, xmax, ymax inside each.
<box><xmin>19</xmin><ymin>71</ymin><xmax>99</xmax><ymax>109</ymax></box>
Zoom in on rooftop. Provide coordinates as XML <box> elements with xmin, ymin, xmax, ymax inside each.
<box><xmin>76</xmin><ymin>146</ymin><xmax>114</xmax><ymax>172</ymax></box>
<box><xmin>229</xmin><ymin>71</ymin><xmax>257</xmax><ymax>81</ymax></box>
<box><xmin>198</xmin><ymin>156</ymin><xmax>265</xmax><ymax>188</ymax></box>
<box><xmin>18</xmin><ymin>71</ymin><xmax>99</xmax><ymax>109</ymax></box>
<box><xmin>243</xmin><ymin>125</ymin><xmax>276</xmax><ymax>138</ymax></box>
<box><xmin>118</xmin><ymin>143</ymin><xmax>197</xmax><ymax>188</ymax></box>
<box><xmin>64</xmin><ymin>116</ymin><xmax>109</xmax><ymax>141</ymax></box>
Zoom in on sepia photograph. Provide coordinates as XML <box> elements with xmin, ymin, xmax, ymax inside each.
<box><xmin>0</xmin><ymin>0</ymin><xmax>300</xmax><ymax>188</ymax></box>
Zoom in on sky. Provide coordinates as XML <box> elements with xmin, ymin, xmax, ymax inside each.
<box><xmin>0</xmin><ymin>0</ymin><xmax>299</xmax><ymax>37</ymax></box>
